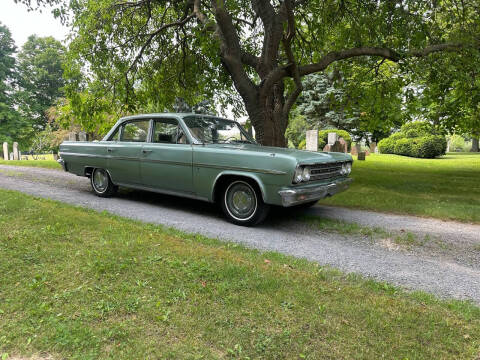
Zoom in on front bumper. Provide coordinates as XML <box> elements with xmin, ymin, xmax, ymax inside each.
<box><xmin>278</xmin><ymin>177</ymin><xmax>353</xmax><ymax>207</ymax></box>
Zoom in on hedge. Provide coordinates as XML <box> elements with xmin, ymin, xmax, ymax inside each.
<box><xmin>378</xmin><ymin>122</ymin><xmax>447</xmax><ymax>158</ymax></box>
<box><xmin>298</xmin><ymin>129</ymin><xmax>352</xmax><ymax>151</ymax></box>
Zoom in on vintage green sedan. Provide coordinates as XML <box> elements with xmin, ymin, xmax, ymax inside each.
<box><xmin>58</xmin><ymin>113</ymin><xmax>353</xmax><ymax>225</ymax></box>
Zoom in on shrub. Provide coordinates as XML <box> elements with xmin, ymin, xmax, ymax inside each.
<box><xmin>298</xmin><ymin>139</ymin><xmax>306</xmax><ymax>150</ymax></box>
<box><xmin>378</xmin><ymin>137</ymin><xmax>395</xmax><ymax>154</ymax></box>
<box><xmin>378</xmin><ymin>122</ymin><xmax>447</xmax><ymax>158</ymax></box>
<box><xmin>394</xmin><ymin>138</ymin><xmax>411</xmax><ymax>156</ymax></box>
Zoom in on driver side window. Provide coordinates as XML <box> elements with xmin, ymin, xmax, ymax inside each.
<box><xmin>153</xmin><ymin>119</ymin><xmax>188</xmax><ymax>144</ymax></box>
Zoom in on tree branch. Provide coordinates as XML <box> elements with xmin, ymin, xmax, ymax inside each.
<box><xmin>210</xmin><ymin>0</ymin><xmax>258</xmax><ymax>105</ymax></box>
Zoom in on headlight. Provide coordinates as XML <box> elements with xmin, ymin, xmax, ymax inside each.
<box><xmin>302</xmin><ymin>166</ymin><xmax>311</xmax><ymax>181</ymax></box>
<box><xmin>346</xmin><ymin>162</ymin><xmax>352</xmax><ymax>174</ymax></box>
<box><xmin>293</xmin><ymin>166</ymin><xmax>303</xmax><ymax>183</ymax></box>
<box><xmin>340</xmin><ymin>163</ymin><xmax>347</xmax><ymax>175</ymax></box>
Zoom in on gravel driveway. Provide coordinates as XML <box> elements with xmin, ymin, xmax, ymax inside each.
<box><xmin>1</xmin><ymin>164</ymin><xmax>479</xmax><ymax>304</ymax></box>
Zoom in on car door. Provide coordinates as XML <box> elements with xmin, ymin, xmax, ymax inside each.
<box><xmin>106</xmin><ymin>119</ymin><xmax>149</xmax><ymax>185</ymax></box>
<box><xmin>140</xmin><ymin>117</ymin><xmax>193</xmax><ymax>194</ymax></box>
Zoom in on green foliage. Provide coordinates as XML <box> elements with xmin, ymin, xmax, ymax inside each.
<box><xmin>295</xmin><ymin>73</ymin><xmax>354</xmax><ymax>130</ymax></box>
<box><xmin>30</xmin><ymin>124</ymin><xmax>68</xmax><ymax>153</ymax></box>
<box><xmin>15</xmin><ymin>35</ymin><xmax>66</xmax><ymax>131</ymax></box>
<box><xmin>0</xmin><ymin>22</ymin><xmax>31</xmax><ymax>146</ymax></box>
<box><xmin>378</xmin><ymin>122</ymin><xmax>447</xmax><ymax>158</ymax></box>
<box><xmin>448</xmin><ymin>134</ymin><xmax>469</xmax><ymax>152</ymax></box>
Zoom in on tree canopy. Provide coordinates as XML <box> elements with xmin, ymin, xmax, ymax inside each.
<box><xmin>16</xmin><ymin>35</ymin><xmax>66</xmax><ymax>130</ymax></box>
<box><xmin>0</xmin><ymin>22</ymin><xmax>29</xmax><ymax>146</ymax></box>
<box><xmin>15</xmin><ymin>0</ymin><xmax>480</xmax><ymax>146</ymax></box>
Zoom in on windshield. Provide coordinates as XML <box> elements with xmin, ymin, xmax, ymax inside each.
<box><xmin>183</xmin><ymin>115</ymin><xmax>255</xmax><ymax>144</ymax></box>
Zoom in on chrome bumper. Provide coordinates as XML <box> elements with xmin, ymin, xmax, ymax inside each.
<box><xmin>278</xmin><ymin>177</ymin><xmax>353</xmax><ymax>207</ymax></box>
<box><xmin>57</xmin><ymin>158</ymin><xmax>67</xmax><ymax>171</ymax></box>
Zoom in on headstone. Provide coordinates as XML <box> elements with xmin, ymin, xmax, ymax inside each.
<box><xmin>338</xmin><ymin>137</ymin><xmax>348</xmax><ymax>153</ymax></box>
<box><xmin>358</xmin><ymin>151</ymin><xmax>366</xmax><ymax>160</ymax></box>
<box><xmin>2</xmin><ymin>142</ymin><xmax>8</xmax><ymax>161</ymax></box>
<box><xmin>351</xmin><ymin>143</ymin><xmax>361</xmax><ymax>156</ymax></box>
<box><xmin>78</xmin><ymin>131</ymin><xmax>87</xmax><ymax>141</ymax></box>
<box><xmin>306</xmin><ymin>130</ymin><xmax>318</xmax><ymax>151</ymax></box>
<box><xmin>330</xmin><ymin>140</ymin><xmax>345</xmax><ymax>153</ymax></box>
<box><xmin>369</xmin><ymin>142</ymin><xmax>377</xmax><ymax>154</ymax></box>
<box><xmin>9</xmin><ymin>152</ymin><xmax>14</xmax><ymax>160</ymax></box>
<box><xmin>327</xmin><ymin>132</ymin><xmax>338</xmax><ymax>145</ymax></box>
<box><xmin>68</xmin><ymin>132</ymin><xmax>78</xmax><ymax>141</ymax></box>
<box><xmin>13</xmin><ymin>142</ymin><xmax>19</xmax><ymax>160</ymax></box>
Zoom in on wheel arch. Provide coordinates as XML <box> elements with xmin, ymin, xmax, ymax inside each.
<box><xmin>212</xmin><ymin>172</ymin><xmax>267</xmax><ymax>203</ymax></box>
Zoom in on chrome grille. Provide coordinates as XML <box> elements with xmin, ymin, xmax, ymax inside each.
<box><xmin>309</xmin><ymin>162</ymin><xmax>345</xmax><ymax>182</ymax></box>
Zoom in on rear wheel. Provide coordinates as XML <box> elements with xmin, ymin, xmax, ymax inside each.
<box><xmin>221</xmin><ymin>179</ymin><xmax>269</xmax><ymax>226</ymax></box>
<box><xmin>91</xmin><ymin>168</ymin><xmax>117</xmax><ymax>197</ymax></box>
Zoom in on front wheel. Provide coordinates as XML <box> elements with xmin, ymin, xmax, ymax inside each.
<box><xmin>221</xmin><ymin>179</ymin><xmax>270</xmax><ymax>226</ymax></box>
<box><xmin>90</xmin><ymin>168</ymin><xmax>118</xmax><ymax>197</ymax></box>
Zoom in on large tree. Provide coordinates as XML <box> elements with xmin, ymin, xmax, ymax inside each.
<box><xmin>17</xmin><ymin>0</ymin><xmax>480</xmax><ymax>146</ymax></box>
<box><xmin>15</xmin><ymin>35</ymin><xmax>66</xmax><ymax>131</ymax></box>
<box><xmin>0</xmin><ymin>22</ymin><xmax>28</xmax><ymax>146</ymax></box>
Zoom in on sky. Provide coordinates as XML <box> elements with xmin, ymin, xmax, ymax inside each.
<box><xmin>0</xmin><ymin>0</ymin><xmax>69</xmax><ymax>49</ymax></box>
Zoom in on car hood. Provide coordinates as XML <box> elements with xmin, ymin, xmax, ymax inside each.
<box><xmin>204</xmin><ymin>143</ymin><xmax>352</xmax><ymax>164</ymax></box>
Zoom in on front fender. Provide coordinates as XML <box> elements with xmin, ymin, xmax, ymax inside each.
<box><xmin>211</xmin><ymin>171</ymin><xmax>268</xmax><ymax>203</ymax></box>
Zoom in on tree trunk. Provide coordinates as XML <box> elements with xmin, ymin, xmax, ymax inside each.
<box><xmin>248</xmin><ymin>83</ymin><xmax>288</xmax><ymax>147</ymax></box>
<box><xmin>472</xmin><ymin>137</ymin><xmax>479</xmax><ymax>152</ymax></box>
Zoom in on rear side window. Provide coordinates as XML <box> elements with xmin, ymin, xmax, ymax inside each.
<box><xmin>120</xmin><ymin>120</ymin><xmax>150</xmax><ymax>142</ymax></box>
<box><xmin>153</xmin><ymin>118</ymin><xmax>188</xmax><ymax>144</ymax></box>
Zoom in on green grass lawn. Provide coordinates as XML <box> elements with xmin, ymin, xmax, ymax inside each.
<box><xmin>319</xmin><ymin>153</ymin><xmax>480</xmax><ymax>223</ymax></box>
<box><xmin>0</xmin><ymin>190</ymin><xmax>479</xmax><ymax>359</ymax></box>
<box><xmin>0</xmin><ymin>159</ymin><xmax>60</xmax><ymax>170</ymax></box>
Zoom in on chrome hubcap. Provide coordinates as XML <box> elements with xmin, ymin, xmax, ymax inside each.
<box><xmin>232</xmin><ymin>190</ymin><xmax>253</xmax><ymax>213</ymax></box>
<box><xmin>226</xmin><ymin>182</ymin><xmax>256</xmax><ymax>220</ymax></box>
<box><xmin>93</xmin><ymin>169</ymin><xmax>108</xmax><ymax>192</ymax></box>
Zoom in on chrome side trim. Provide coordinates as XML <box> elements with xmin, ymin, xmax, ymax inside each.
<box><xmin>59</xmin><ymin>152</ymin><xmax>287</xmax><ymax>175</ymax></box>
<box><xmin>59</xmin><ymin>152</ymin><xmax>191</xmax><ymax>167</ymax></box>
<box><xmin>194</xmin><ymin>163</ymin><xmax>287</xmax><ymax>175</ymax></box>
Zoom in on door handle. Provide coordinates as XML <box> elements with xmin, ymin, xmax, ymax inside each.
<box><xmin>142</xmin><ymin>149</ymin><xmax>152</xmax><ymax>154</ymax></box>
<box><xmin>107</xmin><ymin>148</ymin><xmax>113</xmax><ymax>152</ymax></box>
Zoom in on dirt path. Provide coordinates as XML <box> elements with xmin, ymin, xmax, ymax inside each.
<box><xmin>1</xmin><ymin>164</ymin><xmax>479</xmax><ymax>304</ymax></box>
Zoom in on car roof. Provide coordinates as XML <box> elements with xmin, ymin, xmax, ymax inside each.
<box><xmin>118</xmin><ymin>113</ymin><xmax>231</xmax><ymax>122</ymax></box>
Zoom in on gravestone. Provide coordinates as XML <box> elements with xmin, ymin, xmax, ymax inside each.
<box><xmin>68</xmin><ymin>132</ymin><xmax>78</xmax><ymax>141</ymax></box>
<box><xmin>330</xmin><ymin>140</ymin><xmax>344</xmax><ymax>153</ymax></box>
<box><xmin>306</xmin><ymin>130</ymin><xmax>318</xmax><ymax>151</ymax></box>
<box><xmin>338</xmin><ymin>137</ymin><xmax>348</xmax><ymax>153</ymax></box>
<box><xmin>369</xmin><ymin>142</ymin><xmax>377</xmax><ymax>154</ymax></box>
<box><xmin>9</xmin><ymin>152</ymin><xmax>14</xmax><ymax>160</ymax></box>
<box><xmin>13</xmin><ymin>142</ymin><xmax>19</xmax><ymax>160</ymax></box>
<box><xmin>78</xmin><ymin>131</ymin><xmax>87</xmax><ymax>141</ymax></box>
<box><xmin>351</xmin><ymin>143</ymin><xmax>361</xmax><ymax>156</ymax></box>
<box><xmin>327</xmin><ymin>132</ymin><xmax>338</xmax><ymax>145</ymax></box>
<box><xmin>2</xmin><ymin>142</ymin><xmax>8</xmax><ymax>161</ymax></box>
<box><xmin>358</xmin><ymin>151</ymin><xmax>366</xmax><ymax>160</ymax></box>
